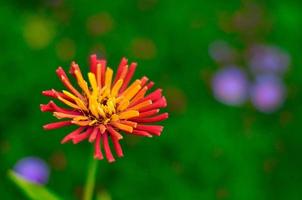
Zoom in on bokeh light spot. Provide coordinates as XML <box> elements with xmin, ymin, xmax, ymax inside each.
<box><xmin>56</xmin><ymin>38</ymin><xmax>76</xmax><ymax>61</ymax></box>
<box><xmin>23</xmin><ymin>16</ymin><xmax>55</xmax><ymax>49</ymax></box>
<box><xmin>86</xmin><ymin>13</ymin><xmax>114</xmax><ymax>36</ymax></box>
<box><xmin>131</xmin><ymin>38</ymin><xmax>157</xmax><ymax>60</ymax></box>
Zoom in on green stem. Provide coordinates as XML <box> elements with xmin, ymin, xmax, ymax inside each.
<box><xmin>83</xmin><ymin>157</ymin><xmax>98</xmax><ymax>200</ymax></box>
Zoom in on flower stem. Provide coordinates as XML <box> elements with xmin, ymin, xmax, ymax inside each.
<box><xmin>83</xmin><ymin>157</ymin><xmax>98</xmax><ymax>200</ymax></box>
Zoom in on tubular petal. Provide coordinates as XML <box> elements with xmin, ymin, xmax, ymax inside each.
<box><xmin>40</xmin><ymin>101</ymin><xmax>80</xmax><ymax>115</ymax></box>
<box><xmin>107</xmin><ymin>126</ymin><xmax>123</xmax><ymax>140</ymax></box>
<box><xmin>119</xmin><ymin>65</ymin><xmax>128</xmax><ymax>83</ymax></box>
<box><xmin>90</xmin><ymin>54</ymin><xmax>97</xmax><ymax>74</ymax></box>
<box><xmin>73</xmin><ymin>128</ymin><xmax>94</xmax><ymax>144</ymax></box>
<box><xmin>111</xmin><ymin>122</ymin><xmax>133</xmax><ymax>133</ymax></box>
<box><xmin>62</xmin><ymin>90</ymin><xmax>88</xmax><ymax>111</ymax></box>
<box><xmin>119</xmin><ymin>120</ymin><xmax>137</xmax><ymax>128</ymax></box>
<box><xmin>119</xmin><ymin>110</ymin><xmax>139</xmax><ymax>119</ymax></box>
<box><xmin>88</xmin><ymin>72</ymin><xmax>99</xmax><ymax>95</ymax></box>
<box><xmin>99</xmin><ymin>124</ymin><xmax>106</xmax><ymax>134</ymax></box>
<box><xmin>137</xmin><ymin>109</ymin><xmax>159</xmax><ymax>118</ymax></box>
<box><xmin>129</xmin><ymin>100</ymin><xmax>152</xmax><ymax>111</ymax></box>
<box><xmin>42</xmin><ymin>90</ymin><xmax>58</xmax><ymax>98</ymax></box>
<box><xmin>96</xmin><ymin>63</ymin><xmax>102</xmax><ymax>87</ymax></box>
<box><xmin>42</xmin><ymin>90</ymin><xmax>73</xmax><ymax>101</ymax></box>
<box><xmin>132</xmin><ymin>113</ymin><xmax>168</xmax><ymax>123</ymax></box>
<box><xmin>102</xmin><ymin>133</ymin><xmax>115</xmax><ymax>162</ymax></box>
<box><xmin>58</xmin><ymin>96</ymin><xmax>81</xmax><ymax>110</ymax></box>
<box><xmin>144</xmin><ymin>89</ymin><xmax>162</xmax><ymax>101</ymax></box>
<box><xmin>129</xmin><ymin>86</ymin><xmax>148</xmax><ymax>106</ymax></box>
<box><xmin>114</xmin><ymin>57</ymin><xmax>128</xmax><ymax>83</ymax></box>
<box><xmin>139</xmin><ymin>97</ymin><xmax>167</xmax><ymax>112</ymax></box>
<box><xmin>99</xmin><ymin>60</ymin><xmax>107</xmax><ymax>86</ymax></box>
<box><xmin>53</xmin><ymin>112</ymin><xmax>80</xmax><ymax>119</ymax></box>
<box><xmin>135</xmin><ymin>125</ymin><xmax>163</xmax><ymax>136</ymax></box>
<box><xmin>117</xmin><ymin>99</ymin><xmax>130</xmax><ymax>111</ymax></box>
<box><xmin>111</xmin><ymin>79</ymin><xmax>123</xmax><ymax>97</ymax></box>
<box><xmin>56</xmin><ymin>67</ymin><xmax>83</xmax><ymax>99</ymax></box>
<box><xmin>43</xmin><ymin>121</ymin><xmax>72</xmax><ymax>130</ymax></box>
<box><xmin>89</xmin><ymin>127</ymin><xmax>99</xmax><ymax>143</ymax></box>
<box><xmin>71</xmin><ymin>120</ymin><xmax>92</xmax><ymax>126</ymax></box>
<box><xmin>120</xmin><ymin>62</ymin><xmax>137</xmax><ymax>93</ymax></box>
<box><xmin>132</xmin><ymin>89</ymin><xmax>162</xmax><ymax>104</ymax></box>
<box><xmin>94</xmin><ymin>132</ymin><xmax>104</xmax><ymax>160</ymax></box>
<box><xmin>111</xmin><ymin>135</ymin><xmax>123</xmax><ymax>157</ymax></box>
<box><xmin>74</xmin><ymin>70</ymin><xmax>90</xmax><ymax>97</ymax></box>
<box><xmin>132</xmin><ymin>130</ymin><xmax>152</xmax><ymax>137</ymax></box>
<box><xmin>121</xmin><ymin>80</ymin><xmax>141</xmax><ymax>97</ymax></box>
<box><xmin>61</xmin><ymin>127</ymin><xmax>85</xmax><ymax>144</ymax></box>
<box><xmin>104</xmin><ymin>67</ymin><xmax>113</xmax><ymax>90</ymax></box>
<box><xmin>146</xmin><ymin>81</ymin><xmax>154</xmax><ymax>89</ymax></box>
<box><xmin>123</xmin><ymin>85</ymin><xmax>141</xmax><ymax>102</ymax></box>
<box><xmin>140</xmin><ymin>76</ymin><xmax>149</xmax><ymax>87</ymax></box>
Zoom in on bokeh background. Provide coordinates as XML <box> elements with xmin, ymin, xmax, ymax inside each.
<box><xmin>1</xmin><ymin>0</ymin><xmax>302</xmax><ymax>199</ymax></box>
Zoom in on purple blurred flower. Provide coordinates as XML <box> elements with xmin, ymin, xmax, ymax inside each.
<box><xmin>212</xmin><ymin>66</ymin><xmax>249</xmax><ymax>106</ymax></box>
<box><xmin>209</xmin><ymin>40</ymin><xmax>237</xmax><ymax>63</ymax></box>
<box><xmin>250</xmin><ymin>75</ymin><xmax>286</xmax><ymax>113</ymax></box>
<box><xmin>247</xmin><ymin>44</ymin><xmax>291</xmax><ymax>75</ymax></box>
<box><xmin>14</xmin><ymin>157</ymin><xmax>49</xmax><ymax>185</ymax></box>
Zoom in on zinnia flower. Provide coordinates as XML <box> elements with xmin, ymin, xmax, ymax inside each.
<box><xmin>41</xmin><ymin>55</ymin><xmax>168</xmax><ymax>162</ymax></box>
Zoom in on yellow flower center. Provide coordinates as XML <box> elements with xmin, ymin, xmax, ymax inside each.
<box><xmin>54</xmin><ymin>66</ymin><xmax>142</xmax><ymax>128</ymax></box>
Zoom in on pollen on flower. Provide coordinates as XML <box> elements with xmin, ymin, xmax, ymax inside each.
<box><xmin>41</xmin><ymin>54</ymin><xmax>168</xmax><ymax>162</ymax></box>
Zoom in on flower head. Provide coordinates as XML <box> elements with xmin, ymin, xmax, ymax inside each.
<box><xmin>250</xmin><ymin>75</ymin><xmax>286</xmax><ymax>113</ymax></box>
<box><xmin>14</xmin><ymin>157</ymin><xmax>49</xmax><ymax>185</ymax></box>
<box><xmin>41</xmin><ymin>55</ymin><xmax>168</xmax><ymax>162</ymax></box>
<box><xmin>212</xmin><ymin>66</ymin><xmax>249</xmax><ymax>106</ymax></box>
<box><xmin>247</xmin><ymin>44</ymin><xmax>291</xmax><ymax>75</ymax></box>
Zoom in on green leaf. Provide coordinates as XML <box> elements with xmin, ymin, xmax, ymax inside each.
<box><xmin>8</xmin><ymin>170</ymin><xmax>62</xmax><ymax>200</ymax></box>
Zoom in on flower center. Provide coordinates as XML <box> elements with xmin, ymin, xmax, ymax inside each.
<box><xmin>84</xmin><ymin>92</ymin><xmax>119</xmax><ymax>126</ymax></box>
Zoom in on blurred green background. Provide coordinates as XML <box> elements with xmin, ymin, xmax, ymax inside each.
<box><xmin>1</xmin><ymin>0</ymin><xmax>302</xmax><ymax>199</ymax></box>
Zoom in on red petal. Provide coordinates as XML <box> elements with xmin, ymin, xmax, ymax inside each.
<box><xmin>120</xmin><ymin>62</ymin><xmax>137</xmax><ymax>93</ymax></box>
<box><xmin>132</xmin><ymin>113</ymin><xmax>168</xmax><ymax>123</ymax></box>
<box><xmin>107</xmin><ymin>126</ymin><xmax>123</xmax><ymax>140</ymax></box>
<box><xmin>139</xmin><ymin>97</ymin><xmax>167</xmax><ymax>112</ymax></box>
<box><xmin>133</xmin><ymin>89</ymin><xmax>162</xmax><ymax>107</ymax></box>
<box><xmin>61</xmin><ymin>127</ymin><xmax>85</xmax><ymax>144</ymax></box>
<box><xmin>132</xmin><ymin>130</ymin><xmax>152</xmax><ymax>137</ymax></box>
<box><xmin>102</xmin><ymin>133</ymin><xmax>115</xmax><ymax>162</ymax></box>
<box><xmin>146</xmin><ymin>81</ymin><xmax>154</xmax><ymax>89</ymax></box>
<box><xmin>138</xmin><ymin>109</ymin><xmax>159</xmax><ymax>118</ymax></box>
<box><xmin>98</xmin><ymin>59</ymin><xmax>107</xmax><ymax>86</ymax></box>
<box><xmin>135</xmin><ymin>125</ymin><xmax>163</xmax><ymax>136</ymax></box>
<box><xmin>72</xmin><ymin>127</ymin><xmax>94</xmax><ymax>144</ymax></box>
<box><xmin>140</xmin><ymin>76</ymin><xmax>149</xmax><ymax>87</ymax></box>
<box><xmin>111</xmin><ymin>134</ymin><xmax>123</xmax><ymax>157</ymax></box>
<box><xmin>145</xmin><ymin>89</ymin><xmax>162</xmax><ymax>101</ymax></box>
<box><xmin>69</xmin><ymin>62</ymin><xmax>81</xmax><ymax>77</ymax></box>
<box><xmin>88</xmin><ymin>127</ymin><xmax>99</xmax><ymax>143</ymax></box>
<box><xmin>94</xmin><ymin>132</ymin><xmax>104</xmax><ymax>160</ymax></box>
<box><xmin>90</xmin><ymin>54</ymin><xmax>97</xmax><ymax>74</ymax></box>
<box><xmin>40</xmin><ymin>101</ymin><xmax>80</xmax><ymax>115</ymax></box>
<box><xmin>113</xmin><ymin>57</ymin><xmax>128</xmax><ymax>83</ymax></box>
<box><xmin>43</xmin><ymin>121</ymin><xmax>72</xmax><ymax>130</ymax></box>
<box><xmin>56</xmin><ymin>67</ymin><xmax>83</xmax><ymax>99</ymax></box>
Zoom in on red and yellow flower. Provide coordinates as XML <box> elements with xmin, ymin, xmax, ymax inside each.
<box><xmin>41</xmin><ymin>55</ymin><xmax>168</xmax><ymax>162</ymax></box>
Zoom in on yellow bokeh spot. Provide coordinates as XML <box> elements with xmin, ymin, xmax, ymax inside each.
<box><xmin>23</xmin><ymin>16</ymin><xmax>55</xmax><ymax>49</ymax></box>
